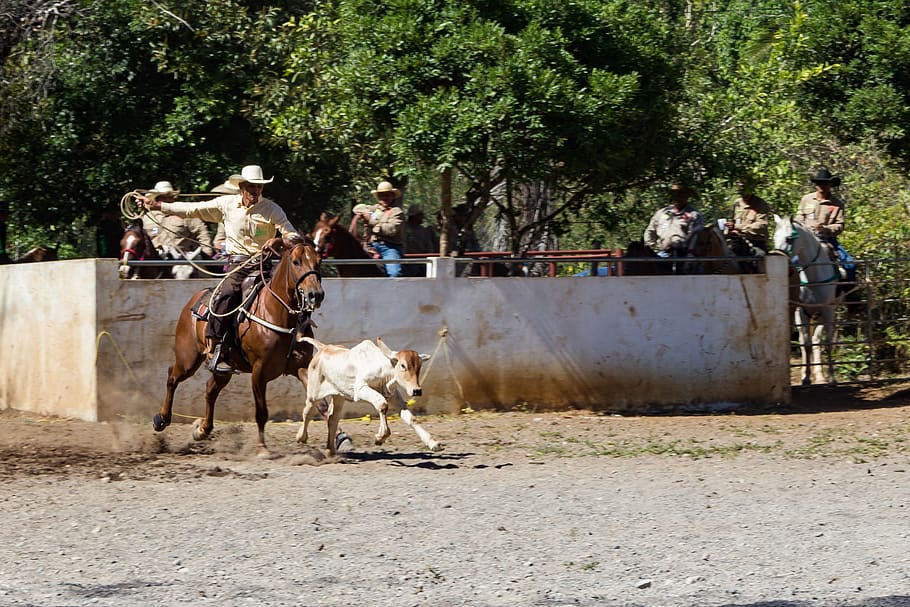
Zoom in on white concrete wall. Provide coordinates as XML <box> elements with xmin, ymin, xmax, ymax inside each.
<box><xmin>0</xmin><ymin>256</ymin><xmax>791</xmax><ymax>422</ymax></box>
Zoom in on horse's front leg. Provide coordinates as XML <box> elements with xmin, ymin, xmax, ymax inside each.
<box><xmin>814</xmin><ymin>307</ymin><xmax>836</xmax><ymax>385</ymax></box>
<box><xmin>154</xmin><ymin>330</ymin><xmax>205</xmax><ymax>432</ymax></box>
<box><xmin>194</xmin><ymin>372</ymin><xmax>231</xmax><ymax>441</ymax></box>
<box><xmin>795</xmin><ymin>308</ymin><xmax>813</xmax><ymax>386</ymax></box>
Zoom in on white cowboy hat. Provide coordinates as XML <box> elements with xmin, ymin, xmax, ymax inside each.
<box><xmin>147</xmin><ymin>181</ymin><xmax>180</xmax><ymax>199</ymax></box>
<box><xmin>371</xmin><ymin>181</ymin><xmax>401</xmax><ymax>199</ymax></box>
<box><xmin>230</xmin><ymin>165</ymin><xmax>274</xmax><ymax>186</ymax></box>
<box><xmin>211</xmin><ymin>176</ymin><xmax>241</xmax><ymax>194</ymax></box>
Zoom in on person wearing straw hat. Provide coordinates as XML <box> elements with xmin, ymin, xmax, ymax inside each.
<box><xmin>143</xmin><ymin>181</ymin><xmax>214</xmax><ymax>258</ymax></box>
<box><xmin>354</xmin><ymin>180</ymin><xmax>406</xmax><ymax>277</ymax></box>
<box><xmin>140</xmin><ymin>165</ymin><xmax>300</xmax><ymax>373</ymax></box>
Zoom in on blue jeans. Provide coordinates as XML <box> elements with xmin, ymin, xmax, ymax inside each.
<box><xmin>372</xmin><ymin>241</ymin><xmax>403</xmax><ymax>277</ymax></box>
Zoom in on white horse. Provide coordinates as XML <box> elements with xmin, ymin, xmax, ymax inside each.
<box><xmin>773</xmin><ymin>215</ymin><xmax>839</xmax><ymax>385</ymax></box>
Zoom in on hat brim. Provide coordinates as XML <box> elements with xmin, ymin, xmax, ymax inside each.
<box><xmin>147</xmin><ymin>190</ymin><xmax>180</xmax><ymax>200</ymax></box>
<box><xmin>229</xmin><ymin>174</ymin><xmax>273</xmax><ymax>186</ymax></box>
<box><xmin>211</xmin><ymin>186</ymin><xmax>240</xmax><ymax>194</ymax></box>
<box><xmin>372</xmin><ymin>189</ymin><xmax>401</xmax><ymax>198</ymax></box>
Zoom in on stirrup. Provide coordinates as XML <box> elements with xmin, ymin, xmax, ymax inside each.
<box><xmin>208</xmin><ymin>343</ymin><xmax>235</xmax><ymax>374</ymax></box>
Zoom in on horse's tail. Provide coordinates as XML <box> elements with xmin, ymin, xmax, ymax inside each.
<box><xmin>301</xmin><ymin>337</ymin><xmax>326</xmax><ymax>351</ymax></box>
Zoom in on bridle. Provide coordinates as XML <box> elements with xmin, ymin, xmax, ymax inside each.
<box><xmin>777</xmin><ymin>220</ymin><xmax>838</xmax><ymax>286</ymax></box>
<box><xmin>312</xmin><ymin>224</ymin><xmax>336</xmax><ymax>259</ymax></box>
<box><xmin>264</xmin><ymin>241</ymin><xmax>323</xmax><ymax>314</ymax></box>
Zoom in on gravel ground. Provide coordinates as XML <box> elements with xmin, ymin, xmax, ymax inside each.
<box><xmin>2</xmin><ymin>384</ymin><xmax>910</xmax><ymax>607</ymax></box>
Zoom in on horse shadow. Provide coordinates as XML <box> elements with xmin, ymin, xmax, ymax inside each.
<box><xmin>338</xmin><ymin>450</ymin><xmax>474</xmax><ymax>469</ymax></box>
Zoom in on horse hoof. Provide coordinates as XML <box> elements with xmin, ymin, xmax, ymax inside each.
<box><xmin>428</xmin><ymin>441</ymin><xmax>444</xmax><ymax>452</ymax></box>
<box><xmin>256</xmin><ymin>446</ymin><xmax>273</xmax><ymax>459</ymax></box>
<box><xmin>152</xmin><ymin>414</ymin><xmax>169</xmax><ymax>432</ymax></box>
<box><xmin>191</xmin><ymin>418</ymin><xmax>210</xmax><ymax>441</ymax></box>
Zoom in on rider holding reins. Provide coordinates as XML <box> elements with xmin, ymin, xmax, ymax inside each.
<box><xmin>139</xmin><ymin>164</ymin><xmax>301</xmax><ymax>374</ymax></box>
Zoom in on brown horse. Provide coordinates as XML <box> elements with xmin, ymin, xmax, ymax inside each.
<box><xmin>151</xmin><ymin>239</ymin><xmax>325</xmax><ymax>456</ymax></box>
<box><xmin>687</xmin><ymin>226</ymin><xmax>742</xmax><ymax>274</ymax></box>
<box><xmin>310</xmin><ymin>212</ymin><xmax>384</xmax><ymax>277</ymax></box>
<box><xmin>119</xmin><ymin>221</ymin><xmax>169</xmax><ymax>279</ymax></box>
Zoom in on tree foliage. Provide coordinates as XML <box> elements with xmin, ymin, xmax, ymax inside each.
<box><xmin>1</xmin><ymin>0</ymin><xmax>910</xmax><ymax>260</ymax></box>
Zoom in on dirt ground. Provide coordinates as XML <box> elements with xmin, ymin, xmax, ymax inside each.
<box><xmin>2</xmin><ymin>384</ymin><xmax>910</xmax><ymax>606</ymax></box>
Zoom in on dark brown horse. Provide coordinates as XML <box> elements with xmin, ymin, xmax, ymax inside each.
<box><xmin>151</xmin><ymin>239</ymin><xmax>325</xmax><ymax>456</ymax></box>
<box><xmin>621</xmin><ymin>239</ymin><xmax>664</xmax><ymax>276</ymax></box>
<box><xmin>119</xmin><ymin>221</ymin><xmax>168</xmax><ymax>279</ymax></box>
<box><xmin>310</xmin><ymin>212</ymin><xmax>385</xmax><ymax>277</ymax></box>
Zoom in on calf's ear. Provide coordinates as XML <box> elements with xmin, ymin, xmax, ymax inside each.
<box><xmin>376</xmin><ymin>336</ymin><xmax>395</xmax><ymax>359</ymax></box>
<box><xmin>419</xmin><ymin>353</ymin><xmax>431</xmax><ymax>362</ymax></box>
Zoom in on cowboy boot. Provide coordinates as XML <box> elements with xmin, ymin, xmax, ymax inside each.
<box><xmin>208</xmin><ymin>341</ymin><xmax>235</xmax><ymax>374</ymax></box>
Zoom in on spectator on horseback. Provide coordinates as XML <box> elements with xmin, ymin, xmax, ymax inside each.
<box><xmin>643</xmin><ymin>182</ymin><xmax>704</xmax><ymax>258</ymax></box>
<box><xmin>139</xmin><ymin>165</ymin><xmax>300</xmax><ymax>374</ymax></box>
<box><xmin>798</xmin><ymin>168</ymin><xmax>844</xmax><ymax>245</ymax></box>
<box><xmin>144</xmin><ymin>181</ymin><xmax>215</xmax><ymax>259</ymax></box>
<box><xmin>797</xmin><ymin>168</ymin><xmax>855</xmax><ymax>282</ymax></box>
<box><xmin>724</xmin><ymin>174</ymin><xmax>772</xmax><ymax>257</ymax></box>
<box><xmin>358</xmin><ymin>180</ymin><xmax>406</xmax><ymax>277</ymax></box>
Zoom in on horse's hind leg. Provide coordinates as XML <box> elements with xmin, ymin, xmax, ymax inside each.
<box><xmin>193</xmin><ymin>372</ymin><xmax>232</xmax><ymax>441</ymax></box>
<box><xmin>250</xmin><ymin>369</ymin><xmax>273</xmax><ymax>458</ymax></box>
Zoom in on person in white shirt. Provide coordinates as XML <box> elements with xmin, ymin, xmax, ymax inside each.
<box><xmin>140</xmin><ymin>165</ymin><xmax>300</xmax><ymax>373</ymax></box>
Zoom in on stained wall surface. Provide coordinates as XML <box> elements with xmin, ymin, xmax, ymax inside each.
<box><xmin>0</xmin><ymin>256</ymin><xmax>791</xmax><ymax>422</ymax></box>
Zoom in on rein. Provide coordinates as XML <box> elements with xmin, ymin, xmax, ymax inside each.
<box><xmin>785</xmin><ymin>226</ymin><xmax>839</xmax><ymax>286</ymax></box>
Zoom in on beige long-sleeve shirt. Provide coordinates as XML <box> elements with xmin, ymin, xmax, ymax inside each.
<box><xmin>161</xmin><ymin>195</ymin><xmax>299</xmax><ymax>255</ymax></box>
<box><xmin>644</xmin><ymin>204</ymin><xmax>704</xmax><ymax>253</ymax></box>
<box><xmin>730</xmin><ymin>194</ymin><xmax>771</xmax><ymax>250</ymax></box>
<box><xmin>797</xmin><ymin>192</ymin><xmax>844</xmax><ymax>239</ymax></box>
<box><xmin>367</xmin><ymin>205</ymin><xmax>405</xmax><ymax>246</ymax></box>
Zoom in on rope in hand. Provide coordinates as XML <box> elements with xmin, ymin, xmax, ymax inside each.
<box><xmin>119</xmin><ymin>190</ymin><xmax>230</xmax><ymax>278</ymax></box>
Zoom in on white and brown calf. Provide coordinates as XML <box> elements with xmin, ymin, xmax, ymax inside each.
<box><xmin>296</xmin><ymin>337</ymin><xmax>442</xmax><ymax>454</ymax></box>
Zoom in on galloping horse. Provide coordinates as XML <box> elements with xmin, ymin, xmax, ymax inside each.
<box><xmin>310</xmin><ymin>212</ymin><xmax>384</xmax><ymax>277</ymax></box>
<box><xmin>151</xmin><ymin>238</ymin><xmax>325</xmax><ymax>456</ymax></box>
<box><xmin>773</xmin><ymin>215</ymin><xmax>839</xmax><ymax>385</ymax></box>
